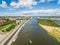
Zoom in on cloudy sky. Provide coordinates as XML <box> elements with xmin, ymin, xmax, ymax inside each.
<box><xmin>0</xmin><ymin>0</ymin><xmax>60</xmax><ymax>16</ymax></box>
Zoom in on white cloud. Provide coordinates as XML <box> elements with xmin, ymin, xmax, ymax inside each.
<box><xmin>58</xmin><ymin>0</ymin><xmax>60</xmax><ymax>4</ymax></box>
<box><xmin>55</xmin><ymin>9</ymin><xmax>60</xmax><ymax>14</ymax></box>
<box><xmin>10</xmin><ymin>0</ymin><xmax>37</xmax><ymax>8</ymax></box>
<box><xmin>1</xmin><ymin>9</ymin><xmax>60</xmax><ymax>16</ymax></box>
<box><xmin>39</xmin><ymin>0</ymin><xmax>45</xmax><ymax>3</ymax></box>
<box><xmin>13</xmin><ymin>9</ymin><xmax>58</xmax><ymax>16</ymax></box>
<box><xmin>21</xmin><ymin>9</ymin><xmax>56</xmax><ymax>14</ymax></box>
<box><xmin>10</xmin><ymin>2</ymin><xmax>17</xmax><ymax>7</ymax></box>
<box><xmin>0</xmin><ymin>1</ymin><xmax>7</xmax><ymax>7</ymax></box>
<box><xmin>39</xmin><ymin>0</ymin><xmax>56</xmax><ymax>3</ymax></box>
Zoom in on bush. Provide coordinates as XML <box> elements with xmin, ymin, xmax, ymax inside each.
<box><xmin>6</xmin><ymin>28</ymin><xmax>11</xmax><ymax>32</ymax></box>
<box><xmin>6</xmin><ymin>24</ymin><xmax>16</xmax><ymax>32</ymax></box>
<box><xmin>2</xmin><ymin>30</ymin><xmax>4</xmax><ymax>32</ymax></box>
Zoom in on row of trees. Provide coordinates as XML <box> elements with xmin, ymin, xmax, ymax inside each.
<box><xmin>38</xmin><ymin>19</ymin><xmax>60</xmax><ymax>27</ymax></box>
<box><xmin>2</xmin><ymin>23</ymin><xmax>16</xmax><ymax>32</ymax></box>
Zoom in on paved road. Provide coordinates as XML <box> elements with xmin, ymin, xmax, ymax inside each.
<box><xmin>12</xmin><ymin>17</ymin><xmax>60</xmax><ymax>45</ymax></box>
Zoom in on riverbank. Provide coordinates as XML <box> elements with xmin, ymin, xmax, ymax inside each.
<box><xmin>7</xmin><ymin>19</ymin><xmax>30</xmax><ymax>45</ymax></box>
<box><xmin>0</xmin><ymin>18</ymin><xmax>31</xmax><ymax>45</ymax></box>
<box><xmin>39</xmin><ymin>24</ymin><xmax>60</xmax><ymax>43</ymax></box>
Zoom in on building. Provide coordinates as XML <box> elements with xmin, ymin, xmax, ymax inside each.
<box><xmin>16</xmin><ymin>20</ymin><xmax>21</xmax><ymax>24</ymax></box>
<box><xmin>9</xmin><ymin>18</ymin><xmax>16</xmax><ymax>21</ymax></box>
<box><xmin>0</xmin><ymin>19</ymin><xmax>6</xmax><ymax>24</ymax></box>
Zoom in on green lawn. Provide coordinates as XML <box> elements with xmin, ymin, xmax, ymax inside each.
<box><xmin>0</xmin><ymin>24</ymin><xmax>11</xmax><ymax>30</ymax></box>
<box><xmin>1</xmin><ymin>23</ymin><xmax>18</xmax><ymax>32</ymax></box>
<box><xmin>0</xmin><ymin>20</ymin><xmax>18</xmax><ymax>32</ymax></box>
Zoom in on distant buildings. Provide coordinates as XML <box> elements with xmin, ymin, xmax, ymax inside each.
<box><xmin>9</xmin><ymin>18</ymin><xmax>16</xmax><ymax>21</ymax></box>
<box><xmin>0</xmin><ymin>19</ymin><xmax>6</xmax><ymax>24</ymax></box>
<box><xmin>16</xmin><ymin>20</ymin><xmax>21</xmax><ymax>24</ymax></box>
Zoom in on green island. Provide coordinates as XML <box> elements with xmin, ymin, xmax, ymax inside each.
<box><xmin>38</xmin><ymin>19</ymin><xmax>60</xmax><ymax>42</ymax></box>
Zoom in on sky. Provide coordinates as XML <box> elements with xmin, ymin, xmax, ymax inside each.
<box><xmin>0</xmin><ymin>0</ymin><xmax>60</xmax><ymax>16</ymax></box>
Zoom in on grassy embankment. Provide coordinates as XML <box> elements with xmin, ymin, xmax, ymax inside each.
<box><xmin>38</xmin><ymin>19</ymin><xmax>60</xmax><ymax>42</ymax></box>
<box><xmin>0</xmin><ymin>20</ymin><xmax>18</xmax><ymax>33</ymax></box>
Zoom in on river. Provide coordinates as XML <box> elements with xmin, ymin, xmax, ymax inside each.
<box><xmin>54</xmin><ymin>20</ymin><xmax>60</xmax><ymax>25</ymax></box>
<box><xmin>12</xmin><ymin>17</ymin><xmax>60</xmax><ymax>45</ymax></box>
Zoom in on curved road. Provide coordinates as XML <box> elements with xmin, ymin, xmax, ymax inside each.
<box><xmin>12</xmin><ymin>17</ymin><xmax>60</xmax><ymax>45</ymax></box>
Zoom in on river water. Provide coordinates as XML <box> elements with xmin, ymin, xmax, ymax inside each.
<box><xmin>12</xmin><ymin>17</ymin><xmax>60</xmax><ymax>45</ymax></box>
<box><xmin>54</xmin><ymin>20</ymin><xmax>60</xmax><ymax>25</ymax></box>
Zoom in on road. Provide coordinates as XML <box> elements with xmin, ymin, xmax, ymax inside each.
<box><xmin>12</xmin><ymin>17</ymin><xmax>60</xmax><ymax>45</ymax></box>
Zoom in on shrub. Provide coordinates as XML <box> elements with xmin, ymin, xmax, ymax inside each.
<box><xmin>6</xmin><ymin>24</ymin><xmax>16</xmax><ymax>32</ymax></box>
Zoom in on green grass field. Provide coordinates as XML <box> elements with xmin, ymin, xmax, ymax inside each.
<box><xmin>0</xmin><ymin>20</ymin><xmax>18</xmax><ymax>32</ymax></box>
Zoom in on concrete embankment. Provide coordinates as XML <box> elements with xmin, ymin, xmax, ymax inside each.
<box><xmin>0</xmin><ymin>19</ymin><xmax>30</xmax><ymax>45</ymax></box>
<box><xmin>7</xmin><ymin>20</ymin><xmax>30</xmax><ymax>45</ymax></box>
